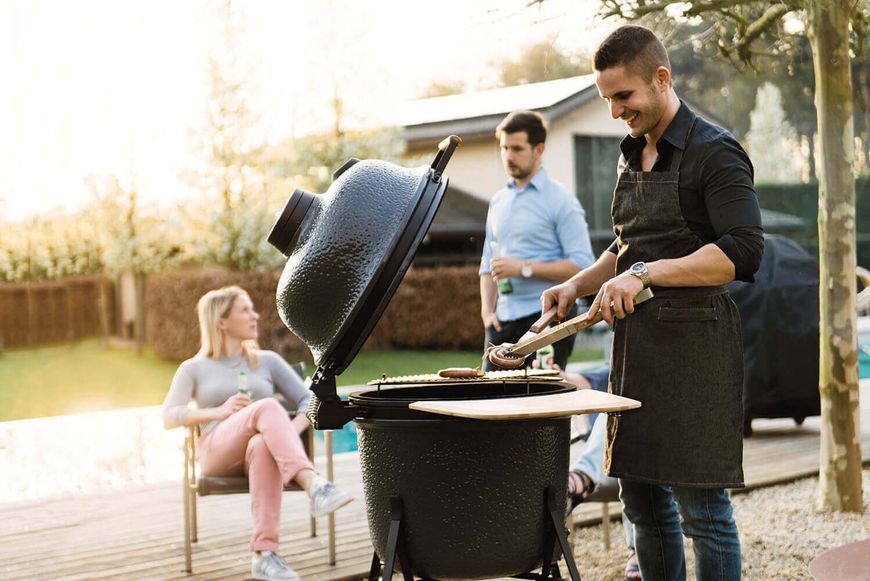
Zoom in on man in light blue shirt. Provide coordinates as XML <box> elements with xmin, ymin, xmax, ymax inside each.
<box><xmin>480</xmin><ymin>110</ymin><xmax>595</xmax><ymax>370</ymax></box>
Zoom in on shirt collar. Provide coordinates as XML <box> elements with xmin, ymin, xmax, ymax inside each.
<box><xmin>508</xmin><ymin>166</ymin><xmax>548</xmax><ymax>191</ymax></box>
<box><xmin>660</xmin><ymin>100</ymin><xmax>695</xmax><ymax>151</ymax></box>
<box><xmin>619</xmin><ymin>99</ymin><xmax>696</xmax><ymax>158</ymax></box>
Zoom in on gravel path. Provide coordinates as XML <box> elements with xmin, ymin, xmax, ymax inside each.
<box><xmin>570</xmin><ymin>469</ymin><xmax>870</xmax><ymax>580</ymax></box>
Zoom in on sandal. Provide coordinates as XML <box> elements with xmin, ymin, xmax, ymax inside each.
<box><xmin>566</xmin><ymin>469</ymin><xmax>595</xmax><ymax>515</ymax></box>
<box><xmin>625</xmin><ymin>549</ymin><xmax>641</xmax><ymax>580</ymax></box>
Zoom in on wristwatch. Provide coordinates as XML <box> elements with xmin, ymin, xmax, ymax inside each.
<box><xmin>521</xmin><ymin>261</ymin><xmax>534</xmax><ymax>279</ymax></box>
<box><xmin>629</xmin><ymin>261</ymin><xmax>652</xmax><ymax>288</ymax></box>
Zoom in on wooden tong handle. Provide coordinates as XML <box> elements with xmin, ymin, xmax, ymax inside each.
<box><xmin>528</xmin><ymin>307</ymin><xmax>559</xmax><ymax>333</ymax></box>
<box><xmin>508</xmin><ymin>287</ymin><xmax>655</xmax><ymax>356</ymax></box>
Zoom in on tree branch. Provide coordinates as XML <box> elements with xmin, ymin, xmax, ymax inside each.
<box><xmin>735</xmin><ymin>3</ymin><xmax>791</xmax><ymax>62</ymax></box>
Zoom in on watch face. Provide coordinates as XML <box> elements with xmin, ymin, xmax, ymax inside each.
<box><xmin>631</xmin><ymin>262</ymin><xmax>644</xmax><ymax>274</ymax></box>
<box><xmin>521</xmin><ymin>264</ymin><xmax>533</xmax><ymax>278</ymax></box>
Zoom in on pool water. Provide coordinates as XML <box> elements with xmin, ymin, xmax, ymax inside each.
<box><xmin>313</xmin><ymin>421</ymin><xmax>359</xmax><ymax>455</ymax></box>
<box><xmin>860</xmin><ymin>346</ymin><xmax>870</xmax><ymax>379</ymax></box>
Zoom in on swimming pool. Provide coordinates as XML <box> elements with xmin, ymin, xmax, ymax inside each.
<box><xmin>860</xmin><ymin>346</ymin><xmax>870</xmax><ymax>379</ymax></box>
<box><xmin>313</xmin><ymin>420</ymin><xmax>359</xmax><ymax>455</ymax></box>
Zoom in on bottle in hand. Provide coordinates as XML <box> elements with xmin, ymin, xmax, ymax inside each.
<box><xmin>238</xmin><ymin>371</ymin><xmax>251</xmax><ymax>397</ymax></box>
<box><xmin>489</xmin><ymin>240</ymin><xmax>513</xmax><ymax>295</ymax></box>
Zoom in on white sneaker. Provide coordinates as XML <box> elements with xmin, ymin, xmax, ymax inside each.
<box><xmin>310</xmin><ymin>481</ymin><xmax>353</xmax><ymax>518</ymax></box>
<box><xmin>251</xmin><ymin>550</ymin><xmax>300</xmax><ymax>581</ymax></box>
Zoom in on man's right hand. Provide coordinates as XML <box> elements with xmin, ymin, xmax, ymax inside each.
<box><xmin>541</xmin><ymin>280</ymin><xmax>580</xmax><ymax>320</ymax></box>
<box><xmin>482</xmin><ymin>311</ymin><xmax>502</xmax><ymax>332</ymax></box>
<box><xmin>216</xmin><ymin>393</ymin><xmax>251</xmax><ymax>420</ymax></box>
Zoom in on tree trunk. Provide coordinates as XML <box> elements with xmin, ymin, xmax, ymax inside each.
<box><xmin>807</xmin><ymin>0</ymin><xmax>864</xmax><ymax>513</ymax></box>
<box><xmin>806</xmin><ymin>131</ymin><xmax>816</xmax><ymax>181</ymax></box>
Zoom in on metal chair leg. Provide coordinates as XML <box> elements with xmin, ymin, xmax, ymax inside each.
<box><xmin>602</xmin><ymin>501</ymin><xmax>610</xmax><ymax>551</ymax></box>
<box><xmin>326</xmin><ymin>430</ymin><xmax>336</xmax><ymax>565</ymax></box>
<box><xmin>183</xmin><ymin>438</ymin><xmax>193</xmax><ymax>573</ymax></box>
<box><xmin>190</xmin><ymin>487</ymin><xmax>198</xmax><ymax>543</ymax></box>
<box><xmin>308</xmin><ymin>428</ymin><xmax>317</xmax><ymax>538</ymax></box>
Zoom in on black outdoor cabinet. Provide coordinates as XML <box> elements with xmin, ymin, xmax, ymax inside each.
<box><xmin>727</xmin><ymin>235</ymin><xmax>821</xmax><ymax>436</ymax></box>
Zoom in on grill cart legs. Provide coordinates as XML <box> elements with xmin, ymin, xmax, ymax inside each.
<box><xmin>369</xmin><ymin>496</ymin><xmax>413</xmax><ymax>581</ymax></box>
<box><xmin>368</xmin><ymin>489</ymin><xmax>581</xmax><ymax>581</ymax></box>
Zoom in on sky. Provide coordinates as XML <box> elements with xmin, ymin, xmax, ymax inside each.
<box><xmin>0</xmin><ymin>0</ymin><xmax>617</xmax><ymax>221</ymax></box>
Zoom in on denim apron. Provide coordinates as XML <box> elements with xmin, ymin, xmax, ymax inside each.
<box><xmin>604</xmin><ymin>118</ymin><xmax>745</xmax><ymax>488</ymax></box>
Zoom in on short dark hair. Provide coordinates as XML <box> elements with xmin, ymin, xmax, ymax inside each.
<box><xmin>594</xmin><ymin>25</ymin><xmax>671</xmax><ymax>82</ymax></box>
<box><xmin>495</xmin><ymin>110</ymin><xmax>547</xmax><ymax>146</ymax></box>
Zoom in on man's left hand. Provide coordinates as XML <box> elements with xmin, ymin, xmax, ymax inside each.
<box><xmin>589</xmin><ymin>271</ymin><xmax>644</xmax><ymax>325</ymax></box>
<box><xmin>490</xmin><ymin>256</ymin><xmax>524</xmax><ymax>278</ymax></box>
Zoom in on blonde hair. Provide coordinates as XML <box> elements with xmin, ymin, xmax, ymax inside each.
<box><xmin>196</xmin><ymin>285</ymin><xmax>260</xmax><ymax>369</ymax></box>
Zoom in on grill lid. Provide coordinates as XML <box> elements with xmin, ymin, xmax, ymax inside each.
<box><xmin>267</xmin><ymin>136</ymin><xmax>461</xmax><ymax>429</ymax></box>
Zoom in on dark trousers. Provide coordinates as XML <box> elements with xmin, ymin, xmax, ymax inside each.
<box><xmin>482</xmin><ymin>304</ymin><xmax>579</xmax><ymax>372</ymax></box>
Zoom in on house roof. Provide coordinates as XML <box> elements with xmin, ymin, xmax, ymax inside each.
<box><xmin>429</xmin><ymin>184</ymin><xmax>490</xmax><ymax>238</ymax></box>
<box><xmin>400</xmin><ymin>75</ymin><xmax>598</xmax><ymax>127</ymax></box>
<box><xmin>401</xmin><ymin>75</ymin><xmax>600</xmax><ymax>146</ymax></box>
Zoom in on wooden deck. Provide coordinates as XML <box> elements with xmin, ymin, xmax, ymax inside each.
<box><xmin>2</xmin><ymin>392</ymin><xmax>869</xmax><ymax>580</ymax></box>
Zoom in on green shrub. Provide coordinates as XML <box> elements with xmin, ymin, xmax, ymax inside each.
<box><xmin>368</xmin><ymin>266</ymin><xmax>483</xmax><ymax>350</ymax></box>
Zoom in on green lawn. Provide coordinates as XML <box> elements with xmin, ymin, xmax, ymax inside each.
<box><xmin>0</xmin><ymin>340</ymin><xmax>604</xmax><ymax>421</ymax></box>
<box><xmin>0</xmin><ymin>340</ymin><xmax>179</xmax><ymax>421</ymax></box>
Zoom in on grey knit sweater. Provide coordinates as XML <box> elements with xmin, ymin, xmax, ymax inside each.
<box><xmin>162</xmin><ymin>350</ymin><xmax>311</xmax><ymax>434</ymax></box>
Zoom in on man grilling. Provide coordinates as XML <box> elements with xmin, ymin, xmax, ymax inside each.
<box><xmin>542</xmin><ymin>25</ymin><xmax>763</xmax><ymax>581</ymax></box>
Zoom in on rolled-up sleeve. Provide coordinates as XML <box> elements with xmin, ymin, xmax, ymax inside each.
<box><xmin>266</xmin><ymin>352</ymin><xmax>312</xmax><ymax>413</ymax></box>
<box><xmin>162</xmin><ymin>361</ymin><xmax>195</xmax><ymax>429</ymax></box>
<box><xmin>699</xmin><ymin>137</ymin><xmax>764</xmax><ymax>281</ymax></box>
<box><xmin>556</xmin><ymin>196</ymin><xmax>595</xmax><ymax>269</ymax></box>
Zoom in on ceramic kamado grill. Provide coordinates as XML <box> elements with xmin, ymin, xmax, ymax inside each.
<box><xmin>267</xmin><ymin>136</ymin><xmax>639</xmax><ymax>580</ymax></box>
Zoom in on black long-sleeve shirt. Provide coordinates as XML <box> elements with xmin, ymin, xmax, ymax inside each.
<box><xmin>608</xmin><ymin>100</ymin><xmax>763</xmax><ymax>281</ymax></box>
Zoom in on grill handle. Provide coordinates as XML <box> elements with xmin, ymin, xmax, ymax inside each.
<box><xmin>430</xmin><ymin>135</ymin><xmax>462</xmax><ymax>179</ymax></box>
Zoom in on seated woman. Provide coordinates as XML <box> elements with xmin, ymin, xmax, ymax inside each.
<box><xmin>163</xmin><ymin>285</ymin><xmax>352</xmax><ymax>581</ymax></box>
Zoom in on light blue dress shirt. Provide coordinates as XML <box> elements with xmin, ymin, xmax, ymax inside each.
<box><xmin>479</xmin><ymin>167</ymin><xmax>595</xmax><ymax>322</ymax></box>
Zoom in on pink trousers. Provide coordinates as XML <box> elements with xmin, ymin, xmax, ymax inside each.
<box><xmin>198</xmin><ymin>398</ymin><xmax>315</xmax><ymax>551</ymax></box>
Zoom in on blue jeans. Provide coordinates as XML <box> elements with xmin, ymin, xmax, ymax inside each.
<box><xmin>619</xmin><ymin>479</ymin><xmax>741</xmax><ymax>581</ymax></box>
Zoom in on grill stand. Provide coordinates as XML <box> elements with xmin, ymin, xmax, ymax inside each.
<box><xmin>368</xmin><ymin>488</ymin><xmax>581</xmax><ymax>581</ymax></box>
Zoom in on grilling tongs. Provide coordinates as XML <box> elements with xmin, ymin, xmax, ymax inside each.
<box><xmin>487</xmin><ymin>287</ymin><xmax>655</xmax><ymax>369</ymax></box>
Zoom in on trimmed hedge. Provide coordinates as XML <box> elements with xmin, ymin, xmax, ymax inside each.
<box><xmin>145</xmin><ymin>265</ymin><xmax>485</xmax><ymax>362</ymax></box>
<box><xmin>368</xmin><ymin>266</ymin><xmax>483</xmax><ymax>350</ymax></box>
<box><xmin>0</xmin><ymin>277</ymin><xmax>115</xmax><ymax>348</ymax></box>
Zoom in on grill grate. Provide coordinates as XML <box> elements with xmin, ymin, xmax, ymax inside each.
<box><xmin>367</xmin><ymin>368</ymin><xmax>563</xmax><ymax>385</ymax></box>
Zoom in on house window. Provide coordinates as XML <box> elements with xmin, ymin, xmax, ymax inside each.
<box><xmin>574</xmin><ymin>135</ymin><xmax>623</xmax><ymax>249</ymax></box>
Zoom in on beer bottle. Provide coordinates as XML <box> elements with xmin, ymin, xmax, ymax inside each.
<box><xmin>489</xmin><ymin>240</ymin><xmax>513</xmax><ymax>295</ymax></box>
<box><xmin>238</xmin><ymin>371</ymin><xmax>251</xmax><ymax>397</ymax></box>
